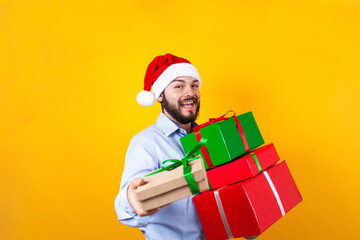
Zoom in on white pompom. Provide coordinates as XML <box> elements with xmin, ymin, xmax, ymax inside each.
<box><xmin>136</xmin><ymin>91</ymin><xmax>155</xmax><ymax>106</ymax></box>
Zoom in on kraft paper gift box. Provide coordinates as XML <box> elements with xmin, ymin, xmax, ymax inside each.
<box><xmin>136</xmin><ymin>155</ymin><xmax>209</xmax><ymax>212</ymax></box>
<box><xmin>207</xmin><ymin>143</ymin><xmax>280</xmax><ymax>190</ymax></box>
<box><xmin>192</xmin><ymin>160</ymin><xmax>302</xmax><ymax>240</ymax></box>
<box><xmin>180</xmin><ymin>111</ymin><xmax>264</xmax><ymax>170</ymax></box>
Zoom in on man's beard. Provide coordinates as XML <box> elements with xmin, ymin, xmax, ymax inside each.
<box><xmin>161</xmin><ymin>94</ymin><xmax>200</xmax><ymax>124</ymax></box>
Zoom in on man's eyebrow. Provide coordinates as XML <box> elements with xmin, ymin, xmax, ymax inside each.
<box><xmin>171</xmin><ymin>79</ymin><xmax>199</xmax><ymax>83</ymax></box>
<box><xmin>171</xmin><ymin>79</ymin><xmax>185</xmax><ymax>83</ymax></box>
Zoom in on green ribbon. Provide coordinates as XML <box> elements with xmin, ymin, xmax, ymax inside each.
<box><xmin>144</xmin><ymin>138</ymin><xmax>208</xmax><ymax>195</ymax></box>
<box><xmin>250</xmin><ymin>152</ymin><xmax>262</xmax><ymax>173</ymax></box>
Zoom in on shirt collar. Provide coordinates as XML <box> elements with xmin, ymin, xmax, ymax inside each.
<box><xmin>156</xmin><ymin>112</ymin><xmax>197</xmax><ymax>137</ymax></box>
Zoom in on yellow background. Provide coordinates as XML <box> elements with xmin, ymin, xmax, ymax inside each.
<box><xmin>1</xmin><ymin>0</ymin><xmax>359</xmax><ymax>239</ymax></box>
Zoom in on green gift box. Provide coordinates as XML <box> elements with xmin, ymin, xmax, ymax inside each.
<box><xmin>180</xmin><ymin>111</ymin><xmax>264</xmax><ymax>170</ymax></box>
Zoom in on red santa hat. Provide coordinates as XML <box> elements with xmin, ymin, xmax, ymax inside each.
<box><xmin>136</xmin><ymin>53</ymin><xmax>201</xmax><ymax>106</ymax></box>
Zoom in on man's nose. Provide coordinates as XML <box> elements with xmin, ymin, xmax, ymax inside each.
<box><xmin>184</xmin><ymin>85</ymin><xmax>196</xmax><ymax>97</ymax></box>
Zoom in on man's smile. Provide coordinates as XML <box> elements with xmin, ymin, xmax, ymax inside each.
<box><xmin>180</xmin><ymin>100</ymin><xmax>197</xmax><ymax>109</ymax></box>
<box><xmin>179</xmin><ymin>96</ymin><xmax>199</xmax><ymax>112</ymax></box>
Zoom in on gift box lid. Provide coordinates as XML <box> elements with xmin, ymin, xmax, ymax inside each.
<box><xmin>181</xmin><ymin>111</ymin><xmax>265</xmax><ymax>170</ymax></box>
<box><xmin>207</xmin><ymin>143</ymin><xmax>280</xmax><ymax>190</ymax></box>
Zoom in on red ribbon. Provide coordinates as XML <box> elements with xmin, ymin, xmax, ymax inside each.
<box><xmin>233</xmin><ymin>116</ymin><xmax>250</xmax><ymax>152</ymax></box>
<box><xmin>193</xmin><ymin>111</ymin><xmax>250</xmax><ymax>169</ymax></box>
<box><xmin>193</xmin><ymin>111</ymin><xmax>236</xmax><ymax>132</ymax></box>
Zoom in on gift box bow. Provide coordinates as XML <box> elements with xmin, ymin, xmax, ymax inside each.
<box><xmin>145</xmin><ymin>138</ymin><xmax>208</xmax><ymax>194</ymax></box>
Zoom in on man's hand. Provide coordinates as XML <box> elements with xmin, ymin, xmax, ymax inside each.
<box><xmin>127</xmin><ymin>178</ymin><xmax>161</xmax><ymax>216</ymax></box>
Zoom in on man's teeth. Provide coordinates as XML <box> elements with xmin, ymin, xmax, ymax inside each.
<box><xmin>183</xmin><ymin>101</ymin><xmax>193</xmax><ymax>105</ymax></box>
<box><xmin>182</xmin><ymin>101</ymin><xmax>194</xmax><ymax>105</ymax></box>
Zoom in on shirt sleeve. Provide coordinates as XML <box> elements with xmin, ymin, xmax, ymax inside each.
<box><xmin>114</xmin><ymin>132</ymin><xmax>159</xmax><ymax>227</ymax></box>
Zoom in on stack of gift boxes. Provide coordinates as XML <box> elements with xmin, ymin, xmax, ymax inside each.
<box><xmin>136</xmin><ymin>111</ymin><xmax>302</xmax><ymax>240</ymax></box>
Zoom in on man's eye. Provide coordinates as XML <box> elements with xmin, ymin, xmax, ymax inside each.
<box><xmin>175</xmin><ymin>85</ymin><xmax>183</xmax><ymax>89</ymax></box>
<box><xmin>192</xmin><ymin>85</ymin><xmax>199</xmax><ymax>88</ymax></box>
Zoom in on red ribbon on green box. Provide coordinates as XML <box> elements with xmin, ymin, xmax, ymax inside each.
<box><xmin>145</xmin><ymin>138</ymin><xmax>208</xmax><ymax>195</ymax></box>
<box><xmin>192</xmin><ymin>111</ymin><xmax>250</xmax><ymax>169</ymax></box>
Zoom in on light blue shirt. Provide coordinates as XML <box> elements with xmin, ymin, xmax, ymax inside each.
<box><xmin>114</xmin><ymin>112</ymin><xmax>206</xmax><ymax>240</ymax></box>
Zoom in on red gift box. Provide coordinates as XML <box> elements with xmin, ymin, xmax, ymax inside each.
<box><xmin>207</xmin><ymin>143</ymin><xmax>280</xmax><ymax>190</ymax></box>
<box><xmin>193</xmin><ymin>160</ymin><xmax>302</xmax><ymax>240</ymax></box>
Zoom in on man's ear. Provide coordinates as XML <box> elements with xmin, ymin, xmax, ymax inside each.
<box><xmin>157</xmin><ymin>93</ymin><xmax>163</xmax><ymax>102</ymax></box>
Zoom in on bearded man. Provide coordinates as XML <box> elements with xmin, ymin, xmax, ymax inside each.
<box><xmin>114</xmin><ymin>53</ymin><xmax>205</xmax><ymax>239</ymax></box>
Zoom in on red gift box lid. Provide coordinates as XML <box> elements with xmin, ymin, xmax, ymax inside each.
<box><xmin>207</xmin><ymin>143</ymin><xmax>280</xmax><ymax>190</ymax></box>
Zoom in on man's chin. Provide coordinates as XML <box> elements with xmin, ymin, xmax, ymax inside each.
<box><xmin>181</xmin><ymin>110</ymin><xmax>194</xmax><ymax>115</ymax></box>
<box><xmin>181</xmin><ymin>112</ymin><xmax>199</xmax><ymax>123</ymax></box>
<box><xmin>181</xmin><ymin>106</ymin><xmax>197</xmax><ymax>115</ymax></box>
<box><xmin>180</xmin><ymin>111</ymin><xmax>196</xmax><ymax>119</ymax></box>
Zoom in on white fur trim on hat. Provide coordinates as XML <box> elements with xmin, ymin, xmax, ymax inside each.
<box><xmin>152</xmin><ymin>63</ymin><xmax>201</xmax><ymax>99</ymax></box>
<box><xmin>136</xmin><ymin>90</ymin><xmax>155</xmax><ymax>106</ymax></box>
